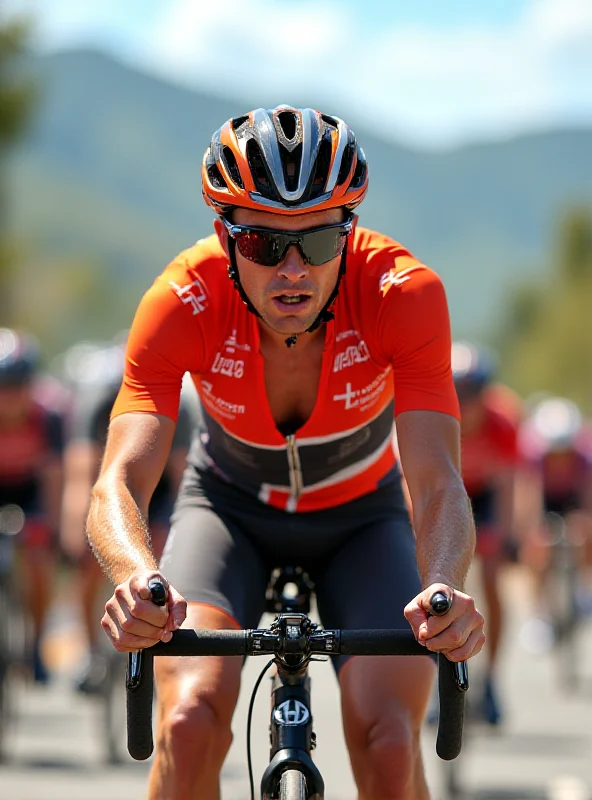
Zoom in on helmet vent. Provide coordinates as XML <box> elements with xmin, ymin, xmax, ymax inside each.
<box><xmin>246</xmin><ymin>138</ymin><xmax>273</xmax><ymax>193</ymax></box>
<box><xmin>350</xmin><ymin>146</ymin><xmax>368</xmax><ymax>189</ymax></box>
<box><xmin>310</xmin><ymin>137</ymin><xmax>332</xmax><ymax>197</ymax></box>
<box><xmin>337</xmin><ymin>139</ymin><xmax>356</xmax><ymax>186</ymax></box>
<box><xmin>277</xmin><ymin>111</ymin><xmax>299</xmax><ymax>143</ymax></box>
<box><xmin>321</xmin><ymin>113</ymin><xmax>338</xmax><ymax>129</ymax></box>
<box><xmin>283</xmin><ymin>143</ymin><xmax>303</xmax><ymax>193</ymax></box>
<box><xmin>231</xmin><ymin>115</ymin><xmax>249</xmax><ymax>132</ymax></box>
<box><xmin>222</xmin><ymin>146</ymin><xmax>244</xmax><ymax>188</ymax></box>
<box><xmin>207</xmin><ymin>162</ymin><xmax>228</xmax><ymax>190</ymax></box>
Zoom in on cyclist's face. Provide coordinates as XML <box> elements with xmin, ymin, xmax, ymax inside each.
<box><xmin>221</xmin><ymin>207</ymin><xmax>346</xmax><ymax>338</ymax></box>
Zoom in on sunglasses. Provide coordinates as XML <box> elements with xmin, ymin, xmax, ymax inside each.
<box><xmin>223</xmin><ymin>215</ymin><xmax>353</xmax><ymax>267</ymax></box>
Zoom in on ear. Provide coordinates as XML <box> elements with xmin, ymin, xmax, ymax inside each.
<box><xmin>214</xmin><ymin>217</ymin><xmax>230</xmax><ymax>260</ymax></box>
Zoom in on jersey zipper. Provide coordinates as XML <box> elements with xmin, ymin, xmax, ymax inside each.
<box><xmin>286</xmin><ymin>434</ymin><xmax>303</xmax><ymax>500</ymax></box>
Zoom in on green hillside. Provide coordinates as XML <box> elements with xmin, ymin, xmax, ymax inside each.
<box><xmin>6</xmin><ymin>48</ymin><xmax>592</xmax><ymax>352</ymax></box>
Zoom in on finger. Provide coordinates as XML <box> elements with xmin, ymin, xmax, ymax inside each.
<box><xmin>105</xmin><ymin>597</ymin><xmax>167</xmax><ymax>640</ymax></box>
<box><xmin>403</xmin><ymin>598</ymin><xmax>429</xmax><ymax>635</ymax></box>
<box><xmin>167</xmin><ymin>585</ymin><xmax>188</xmax><ymax>630</ymax></box>
<box><xmin>135</xmin><ymin>572</ymin><xmax>169</xmax><ymax>603</ymax></box>
<box><xmin>421</xmin><ymin>616</ymin><xmax>472</xmax><ymax>652</ymax></box>
<box><xmin>114</xmin><ymin>582</ymin><xmax>169</xmax><ymax>627</ymax></box>
<box><xmin>444</xmin><ymin>626</ymin><xmax>486</xmax><ymax>662</ymax></box>
<box><xmin>102</xmin><ymin>607</ymin><xmax>171</xmax><ymax>652</ymax></box>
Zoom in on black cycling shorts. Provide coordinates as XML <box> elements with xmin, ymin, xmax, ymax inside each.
<box><xmin>160</xmin><ymin>466</ymin><xmax>428</xmax><ymax>672</ymax></box>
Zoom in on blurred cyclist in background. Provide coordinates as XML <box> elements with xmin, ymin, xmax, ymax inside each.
<box><xmin>519</xmin><ymin>396</ymin><xmax>592</xmax><ymax>635</ymax></box>
<box><xmin>0</xmin><ymin>328</ymin><xmax>65</xmax><ymax>683</ymax></box>
<box><xmin>61</xmin><ymin>340</ymin><xmax>194</xmax><ymax>693</ymax></box>
<box><xmin>452</xmin><ymin>341</ymin><xmax>521</xmax><ymax>725</ymax></box>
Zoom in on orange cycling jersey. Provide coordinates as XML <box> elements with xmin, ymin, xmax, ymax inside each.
<box><xmin>112</xmin><ymin>225</ymin><xmax>459</xmax><ymax>512</ymax></box>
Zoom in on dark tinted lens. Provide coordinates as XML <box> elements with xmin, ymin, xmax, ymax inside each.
<box><xmin>301</xmin><ymin>228</ymin><xmax>346</xmax><ymax>265</ymax></box>
<box><xmin>235</xmin><ymin>231</ymin><xmax>287</xmax><ymax>266</ymax></box>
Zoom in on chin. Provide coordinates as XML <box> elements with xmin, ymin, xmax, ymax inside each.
<box><xmin>263</xmin><ymin>310</ymin><xmax>317</xmax><ymax>335</ymax></box>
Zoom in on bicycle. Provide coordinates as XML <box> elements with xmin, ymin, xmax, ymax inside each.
<box><xmin>544</xmin><ymin>511</ymin><xmax>583</xmax><ymax>690</ymax></box>
<box><xmin>0</xmin><ymin>504</ymin><xmax>29</xmax><ymax>761</ymax></box>
<box><xmin>124</xmin><ymin>570</ymin><xmax>469</xmax><ymax>799</ymax></box>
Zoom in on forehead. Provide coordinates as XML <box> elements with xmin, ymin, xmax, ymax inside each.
<box><xmin>233</xmin><ymin>207</ymin><xmax>344</xmax><ymax>230</ymax></box>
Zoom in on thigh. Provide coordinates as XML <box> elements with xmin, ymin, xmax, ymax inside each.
<box><xmin>154</xmin><ymin>602</ymin><xmax>244</xmax><ymax>729</ymax></box>
<box><xmin>159</xmin><ymin>492</ymin><xmax>268</xmax><ymax>631</ymax></box>
<box><xmin>315</xmin><ymin>513</ymin><xmax>425</xmax><ymax>669</ymax></box>
<box><xmin>314</xmin><ymin>512</ymin><xmax>435</xmax><ymax>736</ymax></box>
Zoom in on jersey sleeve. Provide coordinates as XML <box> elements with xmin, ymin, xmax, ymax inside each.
<box><xmin>367</xmin><ymin>251</ymin><xmax>459</xmax><ymax>420</ymax></box>
<box><xmin>111</xmin><ymin>268</ymin><xmax>209</xmax><ymax>423</ymax></box>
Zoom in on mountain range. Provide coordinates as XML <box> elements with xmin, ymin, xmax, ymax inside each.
<box><xmin>7</xmin><ymin>48</ymin><xmax>592</xmax><ymax>343</ymax></box>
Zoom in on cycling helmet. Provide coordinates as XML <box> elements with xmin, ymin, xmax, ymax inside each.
<box><xmin>202</xmin><ymin>105</ymin><xmax>368</xmax><ymax>215</ymax></box>
<box><xmin>0</xmin><ymin>328</ymin><xmax>40</xmax><ymax>386</ymax></box>
<box><xmin>530</xmin><ymin>396</ymin><xmax>582</xmax><ymax>452</ymax></box>
<box><xmin>62</xmin><ymin>342</ymin><xmax>124</xmax><ymax>389</ymax></box>
<box><xmin>451</xmin><ymin>341</ymin><xmax>496</xmax><ymax>399</ymax></box>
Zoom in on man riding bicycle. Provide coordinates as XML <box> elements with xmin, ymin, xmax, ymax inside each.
<box><xmin>88</xmin><ymin>106</ymin><xmax>485</xmax><ymax>800</ymax></box>
<box><xmin>0</xmin><ymin>328</ymin><xmax>65</xmax><ymax>683</ymax></box>
<box><xmin>451</xmin><ymin>341</ymin><xmax>521</xmax><ymax>725</ymax></box>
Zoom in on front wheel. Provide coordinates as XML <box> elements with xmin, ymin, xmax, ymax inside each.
<box><xmin>279</xmin><ymin>769</ymin><xmax>307</xmax><ymax>800</ymax></box>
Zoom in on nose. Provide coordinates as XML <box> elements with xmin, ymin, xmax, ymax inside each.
<box><xmin>277</xmin><ymin>245</ymin><xmax>308</xmax><ymax>282</ymax></box>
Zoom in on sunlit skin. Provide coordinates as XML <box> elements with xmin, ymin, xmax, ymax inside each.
<box><xmin>214</xmin><ymin>207</ymin><xmax>344</xmax><ymax>347</ymax></box>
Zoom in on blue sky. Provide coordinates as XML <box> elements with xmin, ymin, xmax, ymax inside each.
<box><xmin>4</xmin><ymin>0</ymin><xmax>592</xmax><ymax>148</ymax></box>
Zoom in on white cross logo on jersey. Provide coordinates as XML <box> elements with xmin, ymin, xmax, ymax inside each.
<box><xmin>169</xmin><ymin>279</ymin><xmax>207</xmax><ymax>315</ymax></box>
<box><xmin>333</xmin><ymin>383</ymin><xmax>360</xmax><ymax>410</ymax></box>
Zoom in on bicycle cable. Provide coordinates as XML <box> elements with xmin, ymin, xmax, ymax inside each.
<box><xmin>247</xmin><ymin>657</ymin><xmax>275</xmax><ymax>800</ymax></box>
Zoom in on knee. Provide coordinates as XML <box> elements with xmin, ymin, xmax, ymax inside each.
<box><xmin>158</xmin><ymin>695</ymin><xmax>233</xmax><ymax>765</ymax></box>
<box><xmin>357</xmin><ymin>716</ymin><xmax>418</xmax><ymax>799</ymax></box>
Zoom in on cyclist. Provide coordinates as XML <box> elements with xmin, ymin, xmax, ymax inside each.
<box><xmin>519</xmin><ymin>396</ymin><xmax>592</xmax><ymax>636</ymax></box>
<box><xmin>451</xmin><ymin>341</ymin><xmax>520</xmax><ymax>725</ymax></box>
<box><xmin>89</xmin><ymin>106</ymin><xmax>485</xmax><ymax>800</ymax></box>
<box><xmin>60</xmin><ymin>341</ymin><xmax>193</xmax><ymax>693</ymax></box>
<box><xmin>0</xmin><ymin>328</ymin><xmax>65</xmax><ymax>683</ymax></box>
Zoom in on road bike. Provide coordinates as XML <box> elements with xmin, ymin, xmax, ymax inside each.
<box><xmin>125</xmin><ymin>570</ymin><xmax>469</xmax><ymax>799</ymax></box>
<box><xmin>0</xmin><ymin>504</ymin><xmax>29</xmax><ymax>761</ymax></box>
<box><xmin>544</xmin><ymin>511</ymin><xmax>583</xmax><ymax>690</ymax></box>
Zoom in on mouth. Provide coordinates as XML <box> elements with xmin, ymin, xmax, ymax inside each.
<box><xmin>271</xmin><ymin>293</ymin><xmax>313</xmax><ymax>313</ymax></box>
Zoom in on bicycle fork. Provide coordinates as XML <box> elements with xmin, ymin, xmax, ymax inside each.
<box><xmin>261</xmin><ymin>667</ymin><xmax>324</xmax><ymax>800</ymax></box>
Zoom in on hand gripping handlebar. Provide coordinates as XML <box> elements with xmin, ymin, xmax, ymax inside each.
<box><xmin>125</xmin><ymin>583</ymin><xmax>468</xmax><ymax>762</ymax></box>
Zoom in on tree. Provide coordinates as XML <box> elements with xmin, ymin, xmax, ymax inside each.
<box><xmin>497</xmin><ymin>206</ymin><xmax>592</xmax><ymax>413</ymax></box>
<box><xmin>0</xmin><ymin>16</ymin><xmax>36</xmax><ymax>323</ymax></box>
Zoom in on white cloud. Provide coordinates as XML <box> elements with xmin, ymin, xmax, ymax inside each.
<box><xmin>141</xmin><ymin>0</ymin><xmax>592</xmax><ymax>146</ymax></box>
<box><xmin>4</xmin><ymin>0</ymin><xmax>592</xmax><ymax>147</ymax></box>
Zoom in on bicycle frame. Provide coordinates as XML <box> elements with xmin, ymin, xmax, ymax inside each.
<box><xmin>260</xmin><ymin>613</ymin><xmax>324</xmax><ymax>800</ymax></box>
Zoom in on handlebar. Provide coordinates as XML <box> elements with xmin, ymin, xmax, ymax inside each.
<box><xmin>126</xmin><ymin>585</ymin><xmax>468</xmax><ymax>764</ymax></box>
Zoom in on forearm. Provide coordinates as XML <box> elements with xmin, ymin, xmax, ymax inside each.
<box><xmin>86</xmin><ymin>471</ymin><xmax>158</xmax><ymax>585</ymax></box>
<box><xmin>413</xmin><ymin>479</ymin><xmax>476</xmax><ymax>591</ymax></box>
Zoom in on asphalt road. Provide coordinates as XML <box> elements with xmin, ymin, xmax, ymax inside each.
<box><xmin>1</xmin><ymin>565</ymin><xmax>592</xmax><ymax>800</ymax></box>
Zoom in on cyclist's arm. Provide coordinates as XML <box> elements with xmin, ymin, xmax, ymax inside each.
<box><xmin>61</xmin><ymin>439</ymin><xmax>100</xmax><ymax>560</ymax></box>
<box><xmin>87</xmin><ymin>411</ymin><xmax>174</xmax><ymax>583</ymax></box>
<box><xmin>398</xmin><ymin>410</ymin><xmax>484</xmax><ymax>660</ymax></box>
<box><xmin>39</xmin><ymin>410</ymin><xmax>65</xmax><ymax>536</ymax></box>
<box><xmin>88</xmin><ymin>411</ymin><xmax>187</xmax><ymax>651</ymax></box>
<box><xmin>494</xmin><ymin>467</ymin><xmax>517</xmax><ymax>547</ymax></box>
<box><xmin>40</xmin><ymin>454</ymin><xmax>63</xmax><ymax>536</ymax></box>
<box><xmin>396</xmin><ymin>409</ymin><xmax>474</xmax><ymax>591</ymax></box>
